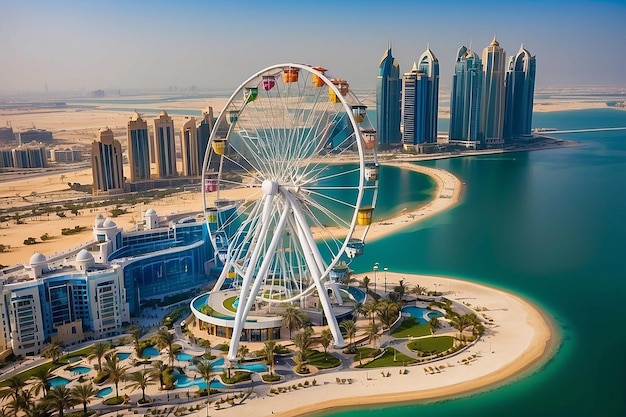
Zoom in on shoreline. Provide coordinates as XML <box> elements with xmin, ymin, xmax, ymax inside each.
<box><xmin>207</xmin><ymin>273</ymin><xmax>555</xmax><ymax>417</ymax></box>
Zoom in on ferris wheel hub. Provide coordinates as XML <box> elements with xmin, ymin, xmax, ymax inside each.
<box><xmin>261</xmin><ymin>179</ymin><xmax>279</xmax><ymax>196</ymax></box>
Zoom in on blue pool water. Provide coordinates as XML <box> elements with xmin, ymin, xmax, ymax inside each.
<box><xmin>116</xmin><ymin>352</ymin><xmax>131</xmax><ymax>361</ymax></box>
<box><xmin>142</xmin><ymin>347</ymin><xmax>160</xmax><ymax>357</ymax></box>
<box><xmin>70</xmin><ymin>365</ymin><xmax>91</xmax><ymax>374</ymax></box>
<box><xmin>174</xmin><ymin>375</ymin><xmax>229</xmax><ymax>390</ymax></box>
<box><xmin>48</xmin><ymin>376</ymin><xmax>70</xmax><ymax>387</ymax></box>
<box><xmin>95</xmin><ymin>387</ymin><xmax>113</xmax><ymax>398</ymax></box>
<box><xmin>401</xmin><ymin>306</ymin><xmax>444</xmax><ymax>325</ymax></box>
<box><xmin>176</xmin><ymin>352</ymin><xmax>195</xmax><ymax>361</ymax></box>
<box><xmin>212</xmin><ymin>357</ymin><xmax>268</xmax><ymax>373</ymax></box>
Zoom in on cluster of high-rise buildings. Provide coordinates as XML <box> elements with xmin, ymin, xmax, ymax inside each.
<box><xmin>90</xmin><ymin>107</ymin><xmax>214</xmax><ymax>195</ymax></box>
<box><xmin>377</xmin><ymin>37</ymin><xmax>536</xmax><ymax>151</ymax></box>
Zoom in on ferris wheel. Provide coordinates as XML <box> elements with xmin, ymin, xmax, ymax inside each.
<box><xmin>202</xmin><ymin>63</ymin><xmax>379</xmax><ymax>361</ymax></box>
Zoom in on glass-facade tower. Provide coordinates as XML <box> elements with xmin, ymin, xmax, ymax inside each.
<box><xmin>91</xmin><ymin>128</ymin><xmax>124</xmax><ymax>194</ymax></box>
<box><xmin>376</xmin><ymin>46</ymin><xmax>402</xmax><ymax>147</ymax></box>
<box><xmin>504</xmin><ymin>45</ymin><xmax>536</xmax><ymax>140</ymax></box>
<box><xmin>417</xmin><ymin>46</ymin><xmax>439</xmax><ymax>144</ymax></box>
<box><xmin>127</xmin><ymin>113</ymin><xmax>151</xmax><ymax>182</ymax></box>
<box><xmin>154</xmin><ymin>110</ymin><xmax>177</xmax><ymax>178</ymax></box>
<box><xmin>481</xmin><ymin>36</ymin><xmax>506</xmax><ymax>147</ymax></box>
<box><xmin>402</xmin><ymin>64</ymin><xmax>429</xmax><ymax>149</ymax></box>
<box><xmin>449</xmin><ymin>46</ymin><xmax>483</xmax><ymax>143</ymax></box>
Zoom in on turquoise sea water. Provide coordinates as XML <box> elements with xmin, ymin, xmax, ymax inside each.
<box><xmin>319</xmin><ymin>109</ymin><xmax>626</xmax><ymax>417</ymax></box>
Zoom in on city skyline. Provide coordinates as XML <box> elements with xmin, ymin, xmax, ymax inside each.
<box><xmin>1</xmin><ymin>0</ymin><xmax>625</xmax><ymax>95</ymax></box>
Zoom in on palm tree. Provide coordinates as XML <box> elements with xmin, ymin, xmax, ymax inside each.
<box><xmin>22</xmin><ymin>401</ymin><xmax>52</xmax><ymax>417</ymax></box>
<box><xmin>281</xmin><ymin>306</ymin><xmax>307</xmax><ymax>338</ymax></box>
<box><xmin>318</xmin><ymin>329</ymin><xmax>333</xmax><ymax>359</ymax></box>
<box><xmin>340</xmin><ymin>320</ymin><xmax>357</xmax><ymax>350</ymax></box>
<box><xmin>362</xmin><ymin>299</ymin><xmax>378</xmax><ymax>326</ymax></box>
<box><xmin>237</xmin><ymin>345</ymin><xmax>249</xmax><ymax>362</ymax></box>
<box><xmin>29</xmin><ymin>367</ymin><xmax>54</xmax><ymax>398</ymax></box>
<box><xmin>103</xmin><ymin>352</ymin><xmax>128</xmax><ymax>400</ymax></box>
<box><xmin>262</xmin><ymin>340</ymin><xmax>277</xmax><ymax>375</ymax></box>
<box><xmin>44</xmin><ymin>386</ymin><xmax>77</xmax><ymax>417</ymax></box>
<box><xmin>69</xmin><ymin>383</ymin><xmax>97</xmax><ymax>417</ymax></box>
<box><xmin>361</xmin><ymin>276</ymin><xmax>370</xmax><ymax>293</ymax></box>
<box><xmin>149</xmin><ymin>360</ymin><xmax>167</xmax><ymax>390</ymax></box>
<box><xmin>393</xmin><ymin>279</ymin><xmax>409</xmax><ymax>301</ymax></box>
<box><xmin>292</xmin><ymin>327</ymin><xmax>314</xmax><ymax>371</ymax></box>
<box><xmin>195</xmin><ymin>360</ymin><xmax>213</xmax><ymax>401</ymax></box>
<box><xmin>125</xmin><ymin>370</ymin><xmax>154</xmax><ymax>403</ymax></box>
<box><xmin>87</xmin><ymin>341</ymin><xmax>110</xmax><ymax>371</ymax></box>
<box><xmin>410</xmin><ymin>284</ymin><xmax>428</xmax><ymax>298</ymax></box>
<box><xmin>450</xmin><ymin>314</ymin><xmax>473</xmax><ymax>341</ymax></box>
<box><xmin>41</xmin><ymin>340</ymin><xmax>63</xmax><ymax>364</ymax></box>
<box><xmin>7</xmin><ymin>387</ymin><xmax>35</xmax><ymax>416</ymax></box>
<box><xmin>129</xmin><ymin>326</ymin><xmax>142</xmax><ymax>357</ymax></box>
<box><xmin>429</xmin><ymin>317</ymin><xmax>440</xmax><ymax>336</ymax></box>
<box><xmin>376</xmin><ymin>299</ymin><xmax>400</xmax><ymax>329</ymax></box>
<box><xmin>3</xmin><ymin>375</ymin><xmax>28</xmax><ymax>402</ymax></box>
<box><xmin>365</xmin><ymin>321</ymin><xmax>380</xmax><ymax>348</ymax></box>
<box><xmin>155</xmin><ymin>329</ymin><xmax>175</xmax><ymax>366</ymax></box>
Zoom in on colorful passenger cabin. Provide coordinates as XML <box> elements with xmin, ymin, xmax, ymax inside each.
<box><xmin>357</xmin><ymin>206</ymin><xmax>374</xmax><ymax>226</ymax></box>
<box><xmin>329</xmin><ymin>78</ymin><xmax>349</xmax><ymax>103</ymax></box>
<box><xmin>361</xmin><ymin>129</ymin><xmax>377</xmax><ymax>150</ymax></box>
<box><xmin>351</xmin><ymin>105</ymin><xmax>367</xmax><ymax>123</ymax></box>
<box><xmin>283</xmin><ymin>67</ymin><xmax>300</xmax><ymax>83</ymax></box>
<box><xmin>329</xmin><ymin>262</ymin><xmax>350</xmax><ymax>283</ymax></box>
<box><xmin>345</xmin><ymin>239</ymin><xmax>365</xmax><ymax>258</ymax></box>
<box><xmin>206</xmin><ymin>207</ymin><xmax>218</xmax><ymax>223</ymax></box>
<box><xmin>364</xmin><ymin>163</ymin><xmax>379</xmax><ymax>182</ymax></box>
<box><xmin>205</xmin><ymin>178</ymin><xmax>218</xmax><ymax>193</ymax></box>
<box><xmin>244</xmin><ymin>87</ymin><xmax>258</xmax><ymax>103</ymax></box>
<box><xmin>262</xmin><ymin>76</ymin><xmax>276</xmax><ymax>91</ymax></box>
<box><xmin>228</xmin><ymin>110</ymin><xmax>239</xmax><ymax>123</ymax></box>
<box><xmin>212</xmin><ymin>139</ymin><xmax>227</xmax><ymax>155</ymax></box>
<box><xmin>312</xmin><ymin>66</ymin><xmax>328</xmax><ymax>87</ymax></box>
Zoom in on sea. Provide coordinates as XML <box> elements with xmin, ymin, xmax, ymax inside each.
<box><xmin>316</xmin><ymin>108</ymin><xmax>626</xmax><ymax>417</ymax></box>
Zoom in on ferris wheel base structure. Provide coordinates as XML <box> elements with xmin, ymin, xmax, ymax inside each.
<box><xmin>194</xmin><ymin>63</ymin><xmax>379</xmax><ymax>362</ymax></box>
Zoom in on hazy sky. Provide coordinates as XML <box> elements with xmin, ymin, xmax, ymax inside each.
<box><xmin>2</xmin><ymin>0</ymin><xmax>625</xmax><ymax>94</ymax></box>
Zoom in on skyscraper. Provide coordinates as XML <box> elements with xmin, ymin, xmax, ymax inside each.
<box><xmin>181</xmin><ymin>117</ymin><xmax>199</xmax><ymax>177</ymax></box>
<box><xmin>449</xmin><ymin>46</ymin><xmax>483</xmax><ymax>145</ymax></box>
<box><xmin>481</xmin><ymin>36</ymin><xmax>506</xmax><ymax>147</ymax></box>
<box><xmin>504</xmin><ymin>45</ymin><xmax>536</xmax><ymax>140</ymax></box>
<box><xmin>376</xmin><ymin>45</ymin><xmax>402</xmax><ymax>147</ymax></box>
<box><xmin>196</xmin><ymin>106</ymin><xmax>214</xmax><ymax>171</ymax></box>
<box><xmin>402</xmin><ymin>64</ymin><xmax>428</xmax><ymax>151</ymax></box>
<box><xmin>127</xmin><ymin>112</ymin><xmax>151</xmax><ymax>182</ymax></box>
<box><xmin>417</xmin><ymin>45</ymin><xmax>439</xmax><ymax>144</ymax></box>
<box><xmin>91</xmin><ymin>127</ymin><xmax>124</xmax><ymax>195</ymax></box>
<box><xmin>153</xmin><ymin>110</ymin><xmax>177</xmax><ymax>178</ymax></box>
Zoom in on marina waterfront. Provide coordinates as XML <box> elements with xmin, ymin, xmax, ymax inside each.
<box><xmin>321</xmin><ymin>108</ymin><xmax>626</xmax><ymax>416</ymax></box>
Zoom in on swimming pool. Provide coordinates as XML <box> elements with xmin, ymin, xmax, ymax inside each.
<box><xmin>401</xmin><ymin>306</ymin><xmax>444</xmax><ymax>324</ymax></box>
<box><xmin>70</xmin><ymin>365</ymin><xmax>91</xmax><ymax>374</ymax></box>
<box><xmin>176</xmin><ymin>352</ymin><xmax>195</xmax><ymax>361</ymax></box>
<box><xmin>174</xmin><ymin>374</ymin><xmax>228</xmax><ymax>390</ymax></box>
<box><xmin>48</xmin><ymin>376</ymin><xmax>70</xmax><ymax>387</ymax></box>
<box><xmin>212</xmin><ymin>357</ymin><xmax>268</xmax><ymax>373</ymax></box>
<box><xmin>95</xmin><ymin>387</ymin><xmax>112</xmax><ymax>398</ymax></box>
<box><xmin>116</xmin><ymin>352</ymin><xmax>131</xmax><ymax>361</ymax></box>
<box><xmin>142</xmin><ymin>347</ymin><xmax>160</xmax><ymax>357</ymax></box>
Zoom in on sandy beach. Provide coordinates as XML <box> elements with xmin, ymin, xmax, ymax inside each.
<box><xmin>206</xmin><ymin>272</ymin><xmax>555</xmax><ymax>417</ymax></box>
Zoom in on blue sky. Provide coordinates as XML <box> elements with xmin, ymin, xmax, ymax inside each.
<box><xmin>1</xmin><ymin>0</ymin><xmax>625</xmax><ymax>94</ymax></box>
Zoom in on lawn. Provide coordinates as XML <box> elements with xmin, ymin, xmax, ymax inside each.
<box><xmin>358</xmin><ymin>348</ymin><xmax>417</xmax><ymax>368</ymax></box>
<box><xmin>306</xmin><ymin>350</ymin><xmax>341</xmax><ymax>369</ymax></box>
<box><xmin>0</xmin><ymin>346</ymin><xmax>95</xmax><ymax>387</ymax></box>
<box><xmin>390</xmin><ymin>317</ymin><xmax>431</xmax><ymax>338</ymax></box>
<box><xmin>407</xmin><ymin>336</ymin><xmax>454</xmax><ymax>354</ymax></box>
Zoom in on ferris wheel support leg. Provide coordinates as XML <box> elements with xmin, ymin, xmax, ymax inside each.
<box><xmin>227</xmin><ymin>194</ymin><xmax>275</xmax><ymax>361</ymax></box>
<box><xmin>284</xmin><ymin>190</ymin><xmax>346</xmax><ymax>348</ymax></box>
<box><xmin>240</xmin><ymin>202</ymin><xmax>290</xmax><ymax>321</ymax></box>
